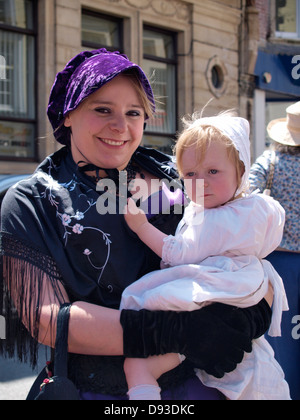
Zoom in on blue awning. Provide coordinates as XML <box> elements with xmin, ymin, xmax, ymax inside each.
<box><xmin>255</xmin><ymin>47</ymin><xmax>300</xmax><ymax>97</ymax></box>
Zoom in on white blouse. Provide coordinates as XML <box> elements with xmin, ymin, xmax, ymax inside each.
<box><xmin>163</xmin><ymin>192</ymin><xmax>286</xmax><ymax>265</ymax></box>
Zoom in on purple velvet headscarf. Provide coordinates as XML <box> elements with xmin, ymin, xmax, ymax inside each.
<box><xmin>47</xmin><ymin>49</ymin><xmax>155</xmax><ymax>145</ymax></box>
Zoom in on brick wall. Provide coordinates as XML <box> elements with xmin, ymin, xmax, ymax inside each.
<box><xmin>255</xmin><ymin>0</ymin><xmax>270</xmax><ymax>41</ymax></box>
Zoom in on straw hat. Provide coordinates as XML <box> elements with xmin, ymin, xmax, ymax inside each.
<box><xmin>267</xmin><ymin>102</ymin><xmax>300</xmax><ymax>146</ymax></box>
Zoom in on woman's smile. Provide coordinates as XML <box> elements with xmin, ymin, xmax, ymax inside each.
<box><xmin>98</xmin><ymin>138</ymin><xmax>128</xmax><ymax>148</ymax></box>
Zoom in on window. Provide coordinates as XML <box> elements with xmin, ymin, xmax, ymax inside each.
<box><xmin>82</xmin><ymin>9</ymin><xmax>123</xmax><ymax>51</ymax></box>
<box><xmin>143</xmin><ymin>27</ymin><xmax>177</xmax><ymax>154</ymax></box>
<box><xmin>276</xmin><ymin>0</ymin><xmax>300</xmax><ymax>39</ymax></box>
<box><xmin>0</xmin><ymin>0</ymin><xmax>36</xmax><ymax>160</ymax></box>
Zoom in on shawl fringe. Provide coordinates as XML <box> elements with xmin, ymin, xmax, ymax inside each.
<box><xmin>0</xmin><ymin>232</ymin><xmax>66</xmax><ymax>368</ymax></box>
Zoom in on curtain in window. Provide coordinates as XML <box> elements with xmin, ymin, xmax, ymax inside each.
<box><xmin>143</xmin><ymin>59</ymin><xmax>176</xmax><ymax>135</ymax></box>
<box><xmin>0</xmin><ymin>30</ymin><xmax>35</xmax><ymax>119</ymax></box>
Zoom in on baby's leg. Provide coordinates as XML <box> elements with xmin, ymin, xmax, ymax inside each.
<box><xmin>124</xmin><ymin>354</ymin><xmax>181</xmax><ymax>400</ymax></box>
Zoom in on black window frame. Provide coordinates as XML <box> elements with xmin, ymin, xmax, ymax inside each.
<box><xmin>143</xmin><ymin>25</ymin><xmax>178</xmax><ymax>153</ymax></box>
<box><xmin>0</xmin><ymin>0</ymin><xmax>38</xmax><ymax>162</ymax></box>
<box><xmin>275</xmin><ymin>0</ymin><xmax>300</xmax><ymax>39</ymax></box>
<box><xmin>81</xmin><ymin>8</ymin><xmax>123</xmax><ymax>52</ymax></box>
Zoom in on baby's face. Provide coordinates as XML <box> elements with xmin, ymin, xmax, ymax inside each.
<box><xmin>181</xmin><ymin>141</ymin><xmax>239</xmax><ymax>208</ymax></box>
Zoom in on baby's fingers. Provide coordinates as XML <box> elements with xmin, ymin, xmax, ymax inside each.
<box><xmin>127</xmin><ymin>198</ymin><xmax>141</xmax><ymax>215</ymax></box>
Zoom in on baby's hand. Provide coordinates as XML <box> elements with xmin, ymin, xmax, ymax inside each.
<box><xmin>124</xmin><ymin>198</ymin><xmax>148</xmax><ymax>234</ymax></box>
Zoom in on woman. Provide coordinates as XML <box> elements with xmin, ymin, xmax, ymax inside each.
<box><xmin>249</xmin><ymin>102</ymin><xmax>300</xmax><ymax>400</ymax></box>
<box><xmin>0</xmin><ymin>49</ymin><xmax>272</xmax><ymax>400</ymax></box>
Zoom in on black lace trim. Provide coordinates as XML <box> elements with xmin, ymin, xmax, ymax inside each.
<box><xmin>0</xmin><ymin>232</ymin><xmax>62</xmax><ymax>280</ymax></box>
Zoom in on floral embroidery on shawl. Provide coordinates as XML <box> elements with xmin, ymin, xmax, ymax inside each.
<box><xmin>34</xmin><ymin>157</ymin><xmax>112</xmax><ymax>285</ymax></box>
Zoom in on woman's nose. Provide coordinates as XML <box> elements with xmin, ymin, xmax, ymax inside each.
<box><xmin>109</xmin><ymin>115</ymin><xmax>127</xmax><ymax>133</ymax></box>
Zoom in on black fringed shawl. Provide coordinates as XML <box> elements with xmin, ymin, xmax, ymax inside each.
<box><xmin>0</xmin><ymin>146</ymin><xmax>183</xmax><ymax>369</ymax></box>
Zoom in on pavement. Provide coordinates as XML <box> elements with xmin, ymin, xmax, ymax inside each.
<box><xmin>0</xmin><ymin>347</ymin><xmax>47</xmax><ymax>400</ymax></box>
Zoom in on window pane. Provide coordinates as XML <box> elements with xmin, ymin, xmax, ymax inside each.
<box><xmin>0</xmin><ymin>0</ymin><xmax>34</xmax><ymax>30</ymax></box>
<box><xmin>143</xmin><ymin>59</ymin><xmax>176</xmax><ymax>135</ymax></box>
<box><xmin>0</xmin><ymin>31</ymin><xmax>35</xmax><ymax>119</ymax></box>
<box><xmin>143</xmin><ymin>134</ymin><xmax>174</xmax><ymax>155</ymax></box>
<box><xmin>276</xmin><ymin>0</ymin><xmax>297</xmax><ymax>33</ymax></box>
<box><xmin>0</xmin><ymin>120</ymin><xmax>35</xmax><ymax>157</ymax></box>
<box><xmin>82</xmin><ymin>13</ymin><xmax>120</xmax><ymax>48</ymax></box>
<box><xmin>143</xmin><ymin>29</ymin><xmax>175</xmax><ymax>59</ymax></box>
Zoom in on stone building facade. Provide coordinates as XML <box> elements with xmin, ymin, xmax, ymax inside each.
<box><xmin>253</xmin><ymin>0</ymin><xmax>300</xmax><ymax>158</ymax></box>
<box><xmin>0</xmin><ymin>0</ymin><xmax>299</xmax><ymax>176</ymax></box>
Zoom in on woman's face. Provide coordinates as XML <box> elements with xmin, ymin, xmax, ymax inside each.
<box><xmin>64</xmin><ymin>74</ymin><xmax>146</xmax><ymax>170</ymax></box>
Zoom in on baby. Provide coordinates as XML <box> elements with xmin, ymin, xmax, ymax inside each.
<box><xmin>122</xmin><ymin>112</ymin><xmax>290</xmax><ymax>400</ymax></box>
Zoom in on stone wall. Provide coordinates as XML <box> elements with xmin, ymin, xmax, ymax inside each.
<box><xmin>2</xmin><ymin>0</ymin><xmax>253</xmax><ymax>173</ymax></box>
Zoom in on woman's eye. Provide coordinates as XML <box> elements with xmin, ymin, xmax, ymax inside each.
<box><xmin>127</xmin><ymin>110</ymin><xmax>142</xmax><ymax>117</ymax></box>
<box><xmin>95</xmin><ymin>107</ymin><xmax>110</xmax><ymax>114</ymax></box>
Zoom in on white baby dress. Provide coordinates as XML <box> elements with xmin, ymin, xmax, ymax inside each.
<box><xmin>121</xmin><ymin>193</ymin><xmax>290</xmax><ymax>400</ymax></box>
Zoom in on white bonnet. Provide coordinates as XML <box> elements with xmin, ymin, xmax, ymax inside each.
<box><xmin>192</xmin><ymin>116</ymin><xmax>251</xmax><ymax>197</ymax></box>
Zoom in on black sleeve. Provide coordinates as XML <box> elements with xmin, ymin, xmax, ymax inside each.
<box><xmin>121</xmin><ymin>299</ymin><xmax>272</xmax><ymax>378</ymax></box>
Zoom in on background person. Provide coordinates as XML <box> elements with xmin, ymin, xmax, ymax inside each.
<box><xmin>249</xmin><ymin>102</ymin><xmax>300</xmax><ymax>400</ymax></box>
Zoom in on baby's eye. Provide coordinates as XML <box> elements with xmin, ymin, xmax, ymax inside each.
<box><xmin>185</xmin><ymin>172</ymin><xmax>196</xmax><ymax>177</ymax></box>
<box><xmin>209</xmin><ymin>169</ymin><xmax>218</xmax><ymax>175</ymax></box>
